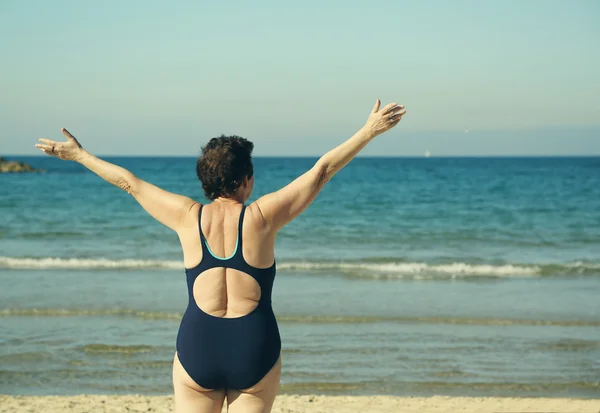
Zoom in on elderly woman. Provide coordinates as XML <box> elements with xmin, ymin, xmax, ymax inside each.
<box><xmin>35</xmin><ymin>100</ymin><xmax>406</xmax><ymax>413</ymax></box>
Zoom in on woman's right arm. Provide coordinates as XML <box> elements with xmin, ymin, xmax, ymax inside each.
<box><xmin>255</xmin><ymin>99</ymin><xmax>406</xmax><ymax>230</ymax></box>
<box><xmin>35</xmin><ymin>128</ymin><xmax>196</xmax><ymax>232</ymax></box>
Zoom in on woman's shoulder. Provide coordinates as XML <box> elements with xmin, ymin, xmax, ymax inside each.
<box><xmin>245</xmin><ymin>202</ymin><xmax>273</xmax><ymax>233</ymax></box>
<box><xmin>180</xmin><ymin>201</ymin><xmax>202</xmax><ymax>228</ymax></box>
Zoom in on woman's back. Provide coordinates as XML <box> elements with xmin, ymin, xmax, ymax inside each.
<box><xmin>179</xmin><ymin>202</ymin><xmax>276</xmax><ymax>318</ymax></box>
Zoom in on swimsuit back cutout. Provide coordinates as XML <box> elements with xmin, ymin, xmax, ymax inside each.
<box><xmin>176</xmin><ymin>204</ymin><xmax>280</xmax><ymax>390</ymax></box>
<box><xmin>186</xmin><ymin>204</ymin><xmax>276</xmax><ymax>307</ymax></box>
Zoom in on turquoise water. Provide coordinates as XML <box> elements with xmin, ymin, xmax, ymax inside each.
<box><xmin>1</xmin><ymin>156</ymin><xmax>599</xmax><ymax>397</ymax></box>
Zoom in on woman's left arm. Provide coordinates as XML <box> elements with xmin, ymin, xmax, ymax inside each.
<box><xmin>36</xmin><ymin>128</ymin><xmax>196</xmax><ymax>232</ymax></box>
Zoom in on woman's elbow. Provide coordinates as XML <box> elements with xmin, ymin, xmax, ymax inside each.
<box><xmin>116</xmin><ymin>179</ymin><xmax>133</xmax><ymax>194</ymax></box>
<box><xmin>116</xmin><ymin>173</ymin><xmax>138</xmax><ymax>195</ymax></box>
<box><xmin>314</xmin><ymin>160</ymin><xmax>332</xmax><ymax>186</ymax></box>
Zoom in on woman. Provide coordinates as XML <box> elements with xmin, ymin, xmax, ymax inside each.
<box><xmin>35</xmin><ymin>99</ymin><xmax>406</xmax><ymax>413</ymax></box>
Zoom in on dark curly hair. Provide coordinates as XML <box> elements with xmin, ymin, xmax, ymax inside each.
<box><xmin>196</xmin><ymin>135</ymin><xmax>254</xmax><ymax>200</ymax></box>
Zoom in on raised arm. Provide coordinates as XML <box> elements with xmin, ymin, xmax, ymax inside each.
<box><xmin>255</xmin><ymin>100</ymin><xmax>406</xmax><ymax>230</ymax></box>
<box><xmin>35</xmin><ymin>128</ymin><xmax>196</xmax><ymax>232</ymax></box>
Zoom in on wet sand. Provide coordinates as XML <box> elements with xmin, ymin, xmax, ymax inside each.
<box><xmin>1</xmin><ymin>394</ymin><xmax>598</xmax><ymax>413</ymax></box>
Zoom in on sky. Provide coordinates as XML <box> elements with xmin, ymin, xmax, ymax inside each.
<box><xmin>1</xmin><ymin>0</ymin><xmax>599</xmax><ymax>156</ymax></box>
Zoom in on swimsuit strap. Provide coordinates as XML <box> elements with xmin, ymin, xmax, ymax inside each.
<box><xmin>197</xmin><ymin>205</ymin><xmax>208</xmax><ymax>254</ymax></box>
<box><xmin>197</xmin><ymin>205</ymin><xmax>204</xmax><ymax>239</ymax></box>
<box><xmin>236</xmin><ymin>205</ymin><xmax>247</xmax><ymax>256</ymax></box>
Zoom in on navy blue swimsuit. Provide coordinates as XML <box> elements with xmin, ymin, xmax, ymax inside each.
<box><xmin>176</xmin><ymin>205</ymin><xmax>280</xmax><ymax>390</ymax></box>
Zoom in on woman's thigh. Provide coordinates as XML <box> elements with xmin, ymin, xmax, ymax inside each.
<box><xmin>172</xmin><ymin>352</ymin><xmax>226</xmax><ymax>413</ymax></box>
<box><xmin>226</xmin><ymin>355</ymin><xmax>282</xmax><ymax>413</ymax></box>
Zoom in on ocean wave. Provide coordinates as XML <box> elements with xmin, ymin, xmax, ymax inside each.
<box><xmin>278</xmin><ymin>261</ymin><xmax>540</xmax><ymax>277</ymax></box>
<box><xmin>0</xmin><ymin>257</ymin><xmax>183</xmax><ymax>270</ymax></box>
<box><xmin>2</xmin><ymin>308</ymin><xmax>599</xmax><ymax>327</ymax></box>
<box><xmin>0</xmin><ymin>308</ymin><xmax>181</xmax><ymax>320</ymax></box>
<box><xmin>283</xmin><ymin>260</ymin><xmax>600</xmax><ymax>278</ymax></box>
<box><xmin>1</xmin><ymin>256</ymin><xmax>599</xmax><ymax>277</ymax></box>
<box><xmin>79</xmin><ymin>344</ymin><xmax>155</xmax><ymax>354</ymax></box>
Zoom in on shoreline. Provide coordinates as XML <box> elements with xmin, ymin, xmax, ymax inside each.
<box><xmin>1</xmin><ymin>395</ymin><xmax>598</xmax><ymax>413</ymax></box>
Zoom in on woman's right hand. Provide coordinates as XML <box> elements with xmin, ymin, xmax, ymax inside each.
<box><xmin>363</xmin><ymin>99</ymin><xmax>406</xmax><ymax>138</ymax></box>
<box><xmin>34</xmin><ymin>128</ymin><xmax>85</xmax><ymax>161</ymax></box>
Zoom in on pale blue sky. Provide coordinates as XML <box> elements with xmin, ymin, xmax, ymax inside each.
<box><xmin>1</xmin><ymin>0</ymin><xmax>599</xmax><ymax>155</ymax></box>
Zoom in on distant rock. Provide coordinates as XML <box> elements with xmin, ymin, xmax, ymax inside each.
<box><xmin>0</xmin><ymin>157</ymin><xmax>45</xmax><ymax>173</ymax></box>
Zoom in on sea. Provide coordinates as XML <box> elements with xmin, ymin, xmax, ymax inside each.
<box><xmin>1</xmin><ymin>155</ymin><xmax>599</xmax><ymax>398</ymax></box>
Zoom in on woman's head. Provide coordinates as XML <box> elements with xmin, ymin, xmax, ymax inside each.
<box><xmin>196</xmin><ymin>135</ymin><xmax>254</xmax><ymax>201</ymax></box>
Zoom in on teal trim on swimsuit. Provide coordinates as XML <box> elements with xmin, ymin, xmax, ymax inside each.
<box><xmin>203</xmin><ymin>236</ymin><xmax>239</xmax><ymax>260</ymax></box>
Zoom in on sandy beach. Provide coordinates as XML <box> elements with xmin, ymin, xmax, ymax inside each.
<box><xmin>1</xmin><ymin>395</ymin><xmax>598</xmax><ymax>413</ymax></box>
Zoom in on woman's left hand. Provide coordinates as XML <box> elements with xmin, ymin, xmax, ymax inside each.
<box><xmin>35</xmin><ymin>128</ymin><xmax>84</xmax><ymax>161</ymax></box>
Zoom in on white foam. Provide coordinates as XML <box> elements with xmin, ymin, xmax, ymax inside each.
<box><xmin>2</xmin><ymin>256</ymin><xmax>596</xmax><ymax>278</ymax></box>
<box><xmin>564</xmin><ymin>261</ymin><xmax>600</xmax><ymax>271</ymax></box>
<box><xmin>278</xmin><ymin>261</ymin><xmax>541</xmax><ymax>277</ymax></box>
<box><xmin>0</xmin><ymin>256</ymin><xmax>182</xmax><ymax>270</ymax></box>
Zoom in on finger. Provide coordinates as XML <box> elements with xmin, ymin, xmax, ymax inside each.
<box><xmin>39</xmin><ymin>138</ymin><xmax>57</xmax><ymax>145</ymax></box>
<box><xmin>35</xmin><ymin>143</ymin><xmax>53</xmax><ymax>151</ymax></box>
<box><xmin>371</xmin><ymin>99</ymin><xmax>381</xmax><ymax>113</ymax></box>
<box><xmin>62</xmin><ymin>127</ymin><xmax>76</xmax><ymax>140</ymax></box>
<box><xmin>388</xmin><ymin>108</ymin><xmax>407</xmax><ymax>118</ymax></box>
<box><xmin>383</xmin><ymin>104</ymin><xmax>402</xmax><ymax>116</ymax></box>
<box><xmin>389</xmin><ymin>113</ymin><xmax>405</xmax><ymax>123</ymax></box>
<box><xmin>390</xmin><ymin>111</ymin><xmax>406</xmax><ymax>120</ymax></box>
<box><xmin>386</xmin><ymin>107</ymin><xmax>406</xmax><ymax>118</ymax></box>
<box><xmin>34</xmin><ymin>144</ymin><xmax>56</xmax><ymax>155</ymax></box>
<box><xmin>380</xmin><ymin>102</ymin><xmax>398</xmax><ymax>115</ymax></box>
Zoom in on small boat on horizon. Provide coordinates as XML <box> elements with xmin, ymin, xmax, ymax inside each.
<box><xmin>424</xmin><ymin>150</ymin><xmax>431</xmax><ymax>158</ymax></box>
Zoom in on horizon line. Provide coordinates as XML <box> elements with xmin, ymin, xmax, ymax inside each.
<box><xmin>4</xmin><ymin>154</ymin><xmax>600</xmax><ymax>158</ymax></box>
